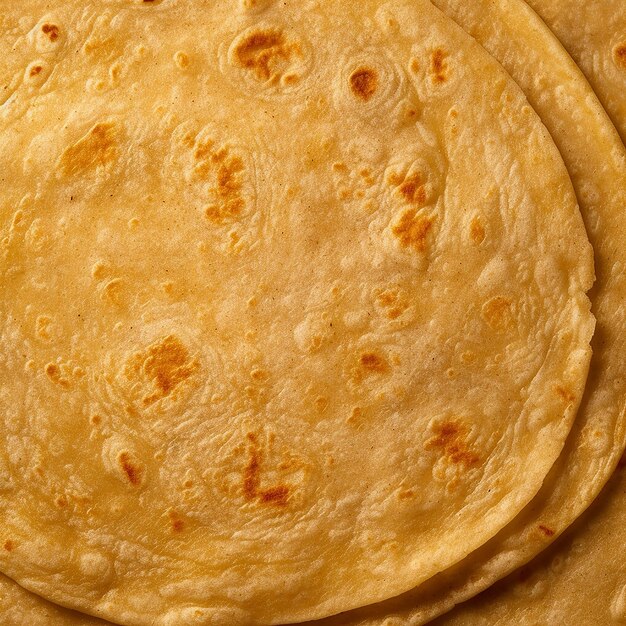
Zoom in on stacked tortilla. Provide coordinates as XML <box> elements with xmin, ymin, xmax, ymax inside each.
<box><xmin>0</xmin><ymin>1</ymin><xmax>623</xmax><ymax>624</ymax></box>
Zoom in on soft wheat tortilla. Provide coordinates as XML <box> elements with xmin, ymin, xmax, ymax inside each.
<box><xmin>306</xmin><ymin>0</ymin><xmax>626</xmax><ymax>624</ymax></box>
<box><xmin>525</xmin><ymin>0</ymin><xmax>626</xmax><ymax>145</ymax></box>
<box><xmin>433</xmin><ymin>461</ymin><xmax>626</xmax><ymax>626</ymax></box>
<box><xmin>0</xmin><ymin>576</ymin><xmax>105</xmax><ymax>626</ymax></box>
<box><xmin>0</xmin><ymin>0</ymin><xmax>593</xmax><ymax>625</ymax></box>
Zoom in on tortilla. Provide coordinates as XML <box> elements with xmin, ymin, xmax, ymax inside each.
<box><xmin>0</xmin><ymin>0</ymin><xmax>594</xmax><ymax>624</ymax></box>
<box><xmin>525</xmin><ymin>0</ymin><xmax>626</xmax><ymax>145</ymax></box>
<box><xmin>434</xmin><ymin>460</ymin><xmax>626</xmax><ymax>626</ymax></box>
<box><xmin>306</xmin><ymin>0</ymin><xmax>626</xmax><ymax>623</ymax></box>
<box><xmin>0</xmin><ymin>576</ymin><xmax>104</xmax><ymax>626</ymax></box>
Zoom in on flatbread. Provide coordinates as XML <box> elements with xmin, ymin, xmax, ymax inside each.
<box><xmin>525</xmin><ymin>0</ymin><xmax>626</xmax><ymax>144</ymax></box>
<box><xmin>0</xmin><ymin>0</ymin><xmax>594</xmax><ymax>624</ymax></box>
<box><xmin>307</xmin><ymin>0</ymin><xmax>626</xmax><ymax>623</ymax></box>
<box><xmin>433</xmin><ymin>461</ymin><xmax>626</xmax><ymax>626</ymax></box>
<box><xmin>0</xmin><ymin>577</ymin><xmax>104</xmax><ymax>626</ymax></box>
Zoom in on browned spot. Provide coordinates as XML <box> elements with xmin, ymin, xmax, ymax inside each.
<box><xmin>615</xmin><ymin>43</ymin><xmax>626</xmax><ymax>69</ymax></box>
<box><xmin>44</xmin><ymin>363</ymin><xmax>70</xmax><ymax>389</ymax></box>
<box><xmin>346</xmin><ymin>406</ymin><xmax>363</xmax><ymax>426</ymax></box>
<box><xmin>126</xmin><ymin>335</ymin><xmax>199</xmax><ymax>406</ymax></box>
<box><xmin>349</xmin><ymin>67</ymin><xmax>378</xmax><ymax>101</ymax></box>
<box><xmin>250</xmin><ymin>368</ymin><xmax>269</xmax><ymax>382</ymax></box>
<box><xmin>242</xmin><ymin>433</ymin><xmax>291</xmax><ymax>507</ymax></box>
<box><xmin>59</xmin><ymin>122</ymin><xmax>119</xmax><ymax>176</ymax></box>
<box><xmin>42</xmin><ymin>23</ymin><xmax>59</xmax><ymax>42</ymax></box>
<box><xmin>30</xmin><ymin>65</ymin><xmax>43</xmax><ymax>77</ymax></box>
<box><xmin>392</xmin><ymin>209</ymin><xmax>434</xmax><ymax>253</ymax></box>
<box><xmin>168</xmin><ymin>510</ymin><xmax>185</xmax><ymax>532</ymax></box>
<box><xmin>388</xmin><ymin>171</ymin><xmax>428</xmax><ymax>205</ymax></box>
<box><xmin>54</xmin><ymin>495</ymin><xmax>68</xmax><ymax>508</ymax></box>
<box><xmin>90</xmin><ymin>414</ymin><xmax>102</xmax><ymax>426</ymax></box>
<box><xmin>424</xmin><ymin>421</ymin><xmax>480</xmax><ymax>468</ymax></box>
<box><xmin>376</xmin><ymin>288</ymin><xmax>409</xmax><ymax>320</ymax></box>
<box><xmin>3</xmin><ymin>540</ymin><xmax>14</xmax><ymax>552</ymax></box>
<box><xmin>554</xmin><ymin>385</ymin><xmax>576</xmax><ymax>404</ymax></box>
<box><xmin>409</xmin><ymin>58</ymin><xmax>420</xmax><ymax>74</ymax></box>
<box><xmin>482</xmin><ymin>296</ymin><xmax>513</xmax><ymax>332</ymax></box>
<box><xmin>118</xmin><ymin>452</ymin><xmax>143</xmax><ymax>486</ymax></box>
<box><xmin>202</xmin><ymin>148</ymin><xmax>246</xmax><ymax>223</ymax></box>
<box><xmin>315</xmin><ymin>396</ymin><xmax>328</xmax><ymax>413</ymax></box>
<box><xmin>377</xmin><ymin>290</ymin><xmax>396</xmax><ymax>306</ymax></box>
<box><xmin>538</xmin><ymin>524</ymin><xmax>555</xmax><ymax>537</ymax></box>
<box><xmin>360</xmin><ymin>351</ymin><xmax>390</xmax><ymax>374</ymax></box>
<box><xmin>470</xmin><ymin>217</ymin><xmax>485</xmax><ymax>244</ymax></box>
<box><xmin>430</xmin><ymin>48</ymin><xmax>449</xmax><ymax>83</ymax></box>
<box><xmin>233</xmin><ymin>28</ymin><xmax>302</xmax><ymax>83</ymax></box>
<box><xmin>351</xmin><ymin>351</ymin><xmax>391</xmax><ymax>385</ymax></box>
<box><xmin>259</xmin><ymin>485</ymin><xmax>290</xmax><ymax>505</ymax></box>
<box><xmin>398</xmin><ymin>489</ymin><xmax>415</xmax><ymax>500</ymax></box>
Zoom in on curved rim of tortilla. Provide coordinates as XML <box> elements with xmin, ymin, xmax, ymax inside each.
<box><xmin>0</xmin><ymin>0</ymin><xmax>620</xmax><ymax>623</ymax></box>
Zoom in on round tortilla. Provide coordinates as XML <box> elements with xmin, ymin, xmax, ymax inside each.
<box><xmin>303</xmin><ymin>0</ymin><xmax>626</xmax><ymax>623</ymax></box>
<box><xmin>0</xmin><ymin>0</ymin><xmax>593</xmax><ymax>624</ymax></box>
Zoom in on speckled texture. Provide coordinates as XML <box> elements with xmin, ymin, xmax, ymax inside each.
<box><xmin>303</xmin><ymin>3</ymin><xmax>626</xmax><ymax>623</ymax></box>
<box><xmin>0</xmin><ymin>1</ymin><xmax>596</xmax><ymax>625</ymax></box>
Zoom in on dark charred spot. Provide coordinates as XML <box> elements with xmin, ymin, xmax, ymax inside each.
<box><xmin>41</xmin><ymin>23</ymin><xmax>60</xmax><ymax>42</ymax></box>
<box><xmin>359</xmin><ymin>351</ymin><xmax>390</xmax><ymax>374</ymax></box>
<box><xmin>30</xmin><ymin>65</ymin><xmax>43</xmax><ymax>77</ymax></box>
<box><xmin>538</xmin><ymin>524</ymin><xmax>555</xmax><ymax>537</ymax></box>
<box><xmin>118</xmin><ymin>452</ymin><xmax>143</xmax><ymax>486</ymax></box>
<box><xmin>425</xmin><ymin>421</ymin><xmax>480</xmax><ymax>468</ymax></box>
<box><xmin>44</xmin><ymin>363</ymin><xmax>70</xmax><ymax>389</ymax></box>
<box><xmin>430</xmin><ymin>48</ymin><xmax>449</xmax><ymax>84</ymax></box>
<box><xmin>3</xmin><ymin>540</ymin><xmax>14</xmax><ymax>552</ymax></box>
<box><xmin>349</xmin><ymin>67</ymin><xmax>378</xmax><ymax>101</ymax></box>
<box><xmin>242</xmin><ymin>434</ymin><xmax>291</xmax><ymax>507</ymax></box>
<box><xmin>259</xmin><ymin>485</ymin><xmax>290</xmax><ymax>505</ymax></box>
<box><xmin>234</xmin><ymin>28</ymin><xmax>302</xmax><ymax>83</ymax></box>
<box><xmin>615</xmin><ymin>43</ymin><xmax>626</xmax><ymax>69</ymax></box>
<box><xmin>169</xmin><ymin>510</ymin><xmax>185</xmax><ymax>532</ymax></box>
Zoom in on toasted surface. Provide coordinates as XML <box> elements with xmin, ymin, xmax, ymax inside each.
<box><xmin>306</xmin><ymin>0</ymin><xmax>626</xmax><ymax>623</ymax></box>
<box><xmin>0</xmin><ymin>1</ymin><xmax>593</xmax><ymax>624</ymax></box>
